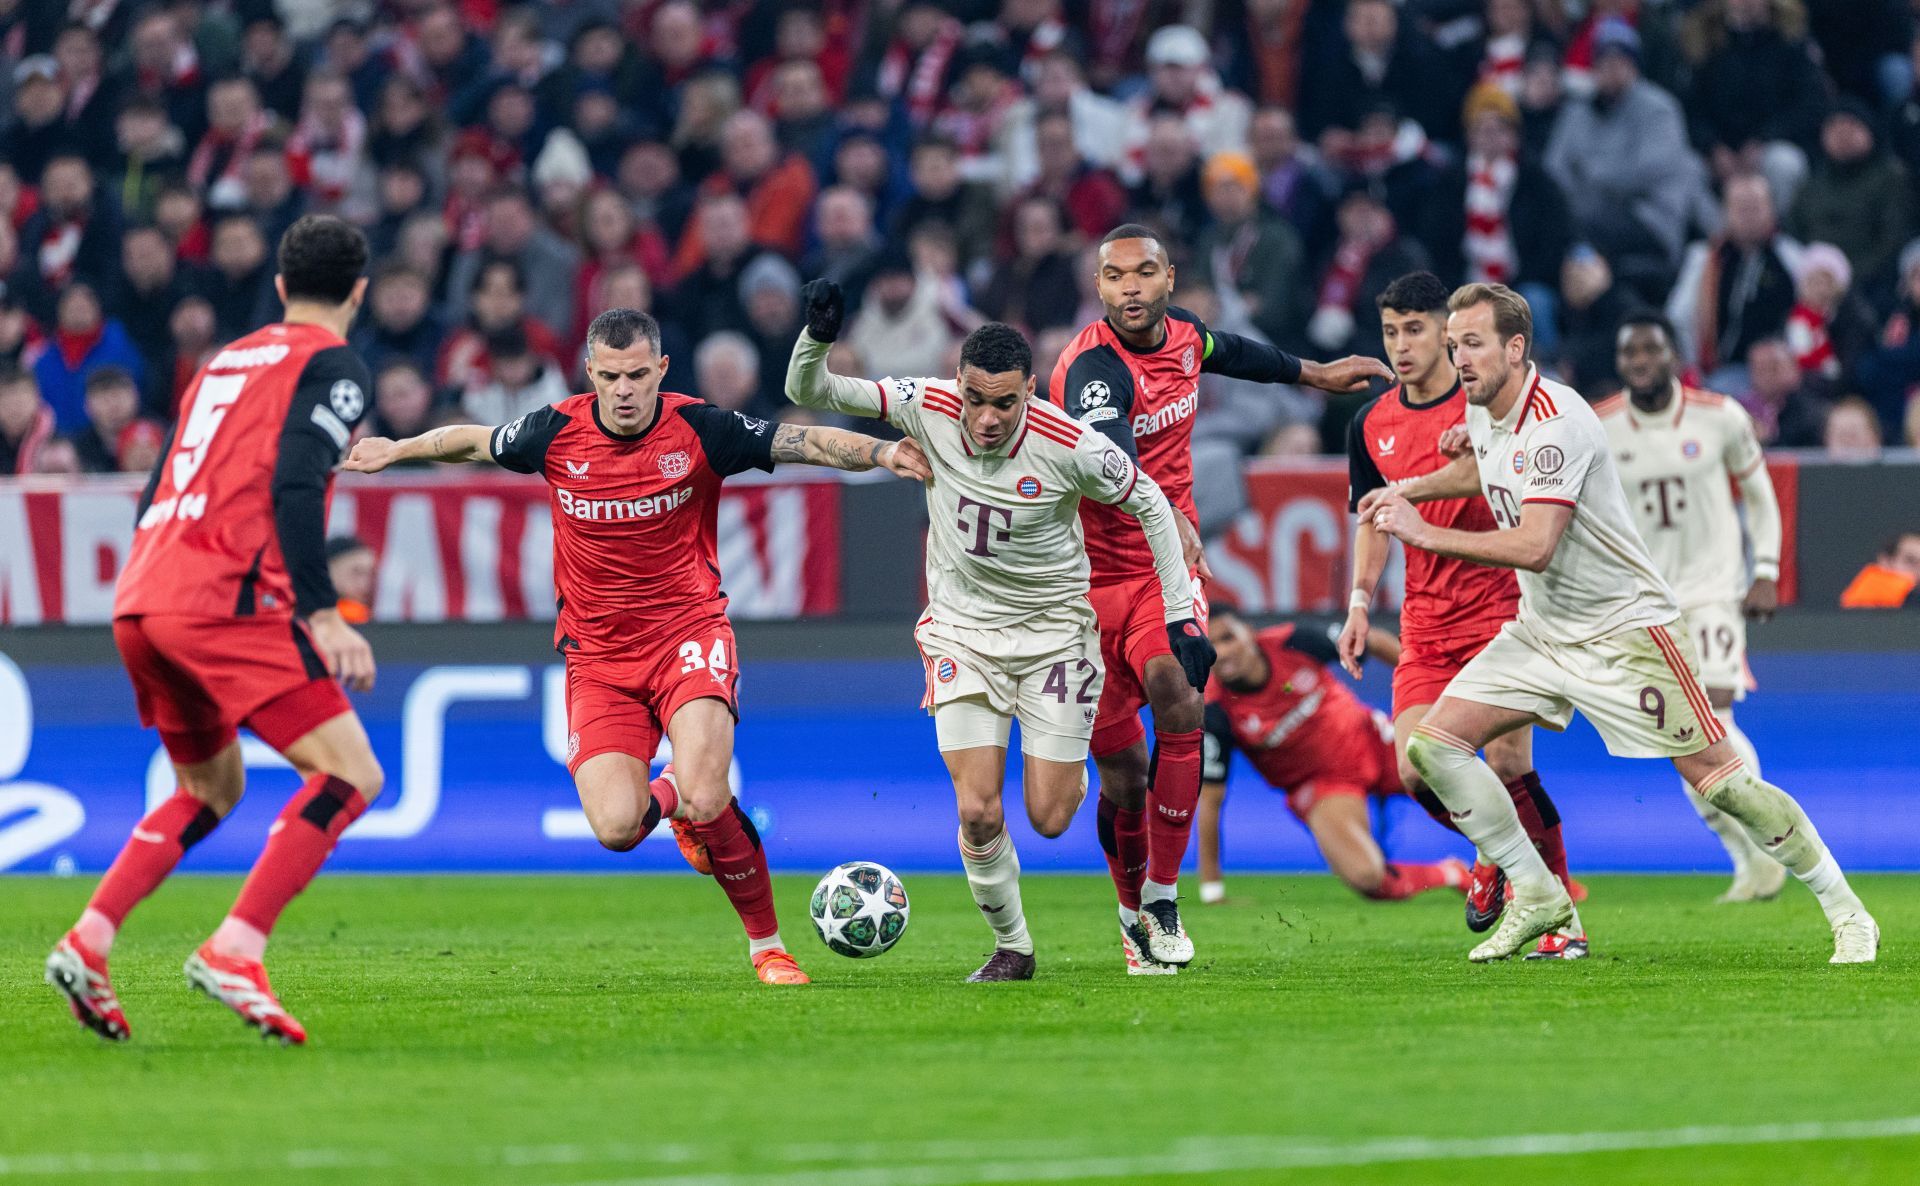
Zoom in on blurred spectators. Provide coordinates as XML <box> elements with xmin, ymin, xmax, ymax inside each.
<box><xmin>353</xmin><ymin>264</ymin><xmax>448</xmax><ymax>382</ymax></box>
<box><xmin>740</xmin><ymin>254</ymin><xmax>803</xmax><ymax>402</ymax></box>
<box><xmin>845</xmin><ymin>249</ymin><xmax>959</xmax><ymax>380</ymax></box>
<box><xmin>1554</xmin><ymin>248</ymin><xmax>1650</xmax><ymax>399</ymax></box>
<box><xmin>1783</xmin><ymin>243</ymin><xmax>1875</xmax><ymax>388</ymax></box>
<box><xmin>1823</xmin><ymin>394</ymin><xmax>1884</xmax><ymax>461</ymax></box>
<box><xmin>1667</xmin><ymin>173</ymin><xmax>1802</xmax><ymax>388</ymax></box>
<box><xmin>1191</xmin><ymin>150</ymin><xmax>1305</xmax><ymax>349</ymax></box>
<box><xmin>460</xmin><ymin>325</ymin><xmax>571</xmax><ymax>425</ymax></box>
<box><xmin>0</xmin><ymin>365</ymin><xmax>53</xmax><ymax>475</ymax></box>
<box><xmin>1788</xmin><ymin>101</ymin><xmax>1912</xmax><ymax>294</ymax></box>
<box><xmin>370</xmin><ymin>360</ymin><xmax>440</xmax><ymax>447</ymax></box>
<box><xmin>326</xmin><ymin>536</ymin><xmax>375</xmax><ymax>625</ymax></box>
<box><xmin>978</xmin><ymin>195</ymin><xmax>1077</xmax><ymax>337</ymax></box>
<box><xmin>1739</xmin><ymin>337</ymin><xmax>1830</xmax><ymax>447</ymax></box>
<box><xmin>445</xmin><ymin>187</ymin><xmax>583</xmax><ymax>340</ymax></box>
<box><xmin>1298</xmin><ymin>0</ymin><xmax>1447</xmax><ymax>146</ymax></box>
<box><xmin>692</xmin><ymin>331</ymin><xmax>768</xmax><ymax>418</ymax></box>
<box><xmin>34</xmin><ymin>281</ymin><xmax>144</xmax><ymax>431</ymax></box>
<box><xmin>439</xmin><ymin>258</ymin><xmax>564</xmax><ymax>391</ymax></box>
<box><xmin>1841</xmin><ymin>533</ymin><xmax>1920</xmax><ymax>609</ymax></box>
<box><xmin>72</xmin><ymin>367</ymin><xmax>145</xmax><ymax>473</ymax></box>
<box><xmin>1682</xmin><ymin>0</ymin><xmax>1825</xmax><ymax>204</ymax></box>
<box><xmin>16</xmin><ymin>154</ymin><xmax>121</xmax><ymax>325</ymax></box>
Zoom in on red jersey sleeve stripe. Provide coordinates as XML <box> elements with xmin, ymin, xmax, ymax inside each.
<box><xmin>1029</xmin><ymin>420</ymin><xmax>1081</xmax><ymax>445</ymax></box>
<box><xmin>873</xmin><ymin>379</ymin><xmax>888</xmax><ymax>416</ymax></box>
<box><xmin>1522</xmin><ymin>496</ymin><xmax>1577</xmax><ymax>507</ymax></box>
<box><xmin>1112</xmin><ymin>468</ymin><xmax>1138</xmax><ymax>504</ymax></box>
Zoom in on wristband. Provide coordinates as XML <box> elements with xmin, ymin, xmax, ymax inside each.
<box><xmin>1753</xmin><ymin>561</ymin><xmax>1779</xmax><ymax>582</ymax></box>
<box><xmin>1348</xmin><ymin>589</ymin><xmax>1370</xmax><ymax>611</ymax></box>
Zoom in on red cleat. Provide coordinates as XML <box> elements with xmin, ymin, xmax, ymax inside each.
<box><xmin>184</xmin><ymin>945</ymin><xmax>308</xmax><ymax>1044</ymax></box>
<box><xmin>45</xmin><ymin>932</ymin><xmax>130</xmax><ymax>1042</ymax></box>
<box><xmin>657</xmin><ymin>766</ymin><xmax>713</xmax><ymax>875</ymax></box>
<box><xmin>752</xmin><ymin>949</ymin><xmax>810</xmax><ymax>985</ymax></box>
<box><xmin>1526</xmin><ymin>931</ymin><xmax>1591</xmax><ymax>960</ymax></box>
<box><xmin>1465</xmin><ymin>859</ymin><xmax>1506</xmax><ymax>933</ymax></box>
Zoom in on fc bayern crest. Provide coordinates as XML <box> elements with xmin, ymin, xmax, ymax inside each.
<box><xmin>1681</xmin><ymin>439</ymin><xmax>1702</xmax><ymax>459</ymax></box>
<box><xmin>935</xmin><ymin>657</ymin><xmax>957</xmax><ymax>683</ymax></box>
<box><xmin>1511</xmin><ymin>450</ymin><xmax>1526</xmax><ymax>474</ymax></box>
<box><xmin>1181</xmin><ymin>344</ymin><xmax>1195</xmax><ymax>374</ymax></box>
<box><xmin>658</xmin><ymin>450</ymin><xmax>691</xmax><ymax>479</ymax></box>
<box><xmin>1016</xmin><ymin>475</ymin><xmax>1042</xmax><ymax>499</ymax></box>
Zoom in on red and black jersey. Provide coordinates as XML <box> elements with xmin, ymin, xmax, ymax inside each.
<box><xmin>1202</xmin><ymin>622</ymin><xmax>1398</xmax><ymax>795</ymax></box>
<box><xmin>489</xmin><ymin>390</ymin><xmax>776</xmax><ymax>657</ymax></box>
<box><xmin>116</xmin><ymin>322</ymin><xmax>371</xmax><ymax>621</ymax></box>
<box><xmin>1050</xmin><ymin>306</ymin><xmax>1301</xmax><ymax>584</ymax></box>
<box><xmin>1347</xmin><ymin>382</ymin><xmax>1519</xmax><ymax>645</ymax></box>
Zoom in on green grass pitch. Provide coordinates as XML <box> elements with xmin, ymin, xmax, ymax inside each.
<box><xmin>4</xmin><ymin>873</ymin><xmax>1917</xmax><ymax>1185</ymax></box>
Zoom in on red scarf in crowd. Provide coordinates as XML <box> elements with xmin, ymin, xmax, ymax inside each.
<box><xmin>1463</xmin><ymin>152</ymin><xmax>1518</xmax><ymax>284</ymax></box>
<box><xmin>1785</xmin><ymin>303</ymin><xmax>1837</xmax><ymax>378</ymax></box>
<box><xmin>1317</xmin><ymin>215</ymin><xmax>1395</xmax><ymax>317</ymax></box>
<box><xmin>37</xmin><ymin>216</ymin><xmax>85</xmax><ymax>287</ymax></box>
<box><xmin>877</xmin><ymin>17</ymin><xmax>960</xmax><ymax>127</ymax></box>
<box><xmin>54</xmin><ymin>323</ymin><xmax>104</xmax><ymax>370</ymax></box>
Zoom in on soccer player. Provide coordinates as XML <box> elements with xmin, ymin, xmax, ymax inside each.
<box><xmin>343</xmin><ymin>307</ymin><xmax>928</xmax><ymax>987</ymax></box>
<box><xmin>1598</xmin><ymin>315</ymin><xmax>1787</xmax><ymax>902</ymax></box>
<box><xmin>47</xmin><ymin>216</ymin><xmax>384</xmax><ymax>1044</ymax></box>
<box><xmin>1338</xmin><ymin>272</ymin><xmax>1587</xmax><ymax>958</ymax></box>
<box><xmin>1051</xmin><ymin>223</ymin><xmax>1391</xmax><ymax>972</ymax></box>
<box><xmin>1200</xmin><ymin>607</ymin><xmax>1468</xmax><ymax>904</ymax></box>
<box><xmin>784</xmin><ymin>280</ymin><xmax>1213</xmax><ymax>981</ymax></box>
<box><xmin>1366</xmin><ymin>283</ymin><xmax>1877</xmax><ymax>964</ymax></box>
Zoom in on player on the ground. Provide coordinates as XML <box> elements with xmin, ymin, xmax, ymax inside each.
<box><xmin>1050</xmin><ymin>223</ymin><xmax>1391</xmax><ymax>972</ymax></box>
<box><xmin>786</xmin><ymin>280</ymin><xmax>1212</xmax><ymax>980</ymax></box>
<box><xmin>1337</xmin><ymin>272</ymin><xmax>1587</xmax><ymax>958</ymax></box>
<box><xmin>47</xmin><ymin>215</ymin><xmax>384</xmax><ymax>1044</ymax></box>
<box><xmin>1199</xmin><ymin>607</ymin><xmax>1469</xmax><ymax>903</ymax></box>
<box><xmin>1597</xmin><ymin>314</ymin><xmax>1787</xmax><ymax>902</ymax></box>
<box><xmin>1366</xmin><ymin>283</ymin><xmax>1877</xmax><ymax>963</ymax></box>
<box><xmin>342</xmin><ymin>307</ymin><xmax>928</xmax><ymax>987</ymax></box>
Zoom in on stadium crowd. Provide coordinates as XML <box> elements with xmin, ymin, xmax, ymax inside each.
<box><xmin>1</xmin><ymin>0</ymin><xmax>1918</xmax><ymax>498</ymax></box>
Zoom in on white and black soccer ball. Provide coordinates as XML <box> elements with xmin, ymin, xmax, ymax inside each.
<box><xmin>809</xmin><ymin>862</ymin><xmax>910</xmax><ymax>958</ymax></box>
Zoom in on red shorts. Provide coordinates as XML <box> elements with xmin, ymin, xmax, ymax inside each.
<box><xmin>1088</xmin><ymin>573</ymin><xmax>1208</xmax><ymax>758</ymax></box>
<box><xmin>1391</xmin><ymin>627</ymin><xmax>1503</xmax><ymax>718</ymax></box>
<box><xmin>1281</xmin><ymin>716</ymin><xmax>1404</xmax><ymax>823</ymax></box>
<box><xmin>564</xmin><ymin>615</ymin><xmax>739</xmax><ymax>774</ymax></box>
<box><xmin>113</xmin><ymin>614</ymin><xmax>352</xmax><ymax>765</ymax></box>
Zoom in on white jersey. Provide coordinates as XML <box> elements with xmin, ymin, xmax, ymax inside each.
<box><xmin>1595</xmin><ymin>383</ymin><xmax>1777</xmax><ymax>610</ymax></box>
<box><xmin>1465</xmin><ymin>367</ymin><xmax>1679</xmax><ymax>647</ymax></box>
<box><xmin>786</xmin><ymin>331</ymin><xmax>1195</xmax><ymax>630</ymax></box>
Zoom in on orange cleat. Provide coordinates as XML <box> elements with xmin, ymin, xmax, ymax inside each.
<box><xmin>752</xmin><ymin>949</ymin><xmax>810</xmax><ymax>986</ymax></box>
<box><xmin>656</xmin><ymin>766</ymin><xmax>712</xmax><ymax>875</ymax></box>
<box><xmin>184</xmin><ymin>945</ymin><xmax>308</xmax><ymax>1044</ymax></box>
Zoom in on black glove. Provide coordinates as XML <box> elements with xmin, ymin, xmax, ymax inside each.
<box><xmin>1166</xmin><ymin>618</ymin><xmax>1216</xmax><ymax>691</ymax></box>
<box><xmin>801</xmin><ymin>278</ymin><xmax>845</xmax><ymax>342</ymax></box>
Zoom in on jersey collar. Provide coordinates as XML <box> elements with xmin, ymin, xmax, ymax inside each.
<box><xmin>590</xmin><ymin>392</ymin><xmax>665</xmax><ymax>444</ymax></box>
<box><xmin>1104</xmin><ymin>315</ymin><xmax>1170</xmax><ymax>356</ymax></box>
<box><xmin>959</xmin><ymin>401</ymin><xmax>1031</xmax><ymax>459</ymax></box>
<box><xmin>1492</xmin><ymin>365</ymin><xmax>1541</xmax><ymax>432</ymax></box>
<box><xmin>1623</xmin><ymin>379</ymin><xmax>1686</xmax><ymax>430</ymax></box>
<box><xmin>1398</xmin><ymin>375</ymin><xmax>1461</xmax><ymax>410</ymax></box>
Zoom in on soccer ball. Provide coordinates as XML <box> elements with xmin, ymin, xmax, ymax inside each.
<box><xmin>808</xmin><ymin>862</ymin><xmax>910</xmax><ymax>958</ymax></box>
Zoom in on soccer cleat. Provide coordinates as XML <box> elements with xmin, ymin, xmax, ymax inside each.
<box><xmin>966</xmin><ymin>949</ymin><xmax>1036</xmax><ymax>982</ymax></box>
<box><xmin>1465</xmin><ymin>860</ymin><xmax>1506</xmax><ymax>932</ymax></box>
<box><xmin>1121</xmin><ymin>920</ymin><xmax>1177</xmax><ymax>976</ymax></box>
<box><xmin>751</xmin><ymin>949</ymin><xmax>811</xmax><ymax>985</ymax></box>
<box><xmin>1525</xmin><ymin>930</ymin><xmax>1591</xmax><ymax>960</ymax></box>
<box><xmin>656</xmin><ymin>767</ymin><xmax>712</xmax><ymax>875</ymax></box>
<box><xmin>1829</xmin><ymin>913</ymin><xmax>1880</xmax><ymax>965</ymax></box>
<box><xmin>183</xmin><ymin>946</ymin><xmax>308</xmax><ymax>1044</ymax></box>
<box><xmin>1717</xmin><ymin>861</ymin><xmax>1789</xmax><ymax>904</ymax></box>
<box><xmin>1469</xmin><ymin>890</ymin><xmax>1573</xmax><ymax>963</ymax></box>
<box><xmin>1140</xmin><ymin>898</ymin><xmax>1195</xmax><ymax>965</ymax></box>
<box><xmin>45</xmin><ymin>933</ymin><xmax>130</xmax><ymax>1042</ymax></box>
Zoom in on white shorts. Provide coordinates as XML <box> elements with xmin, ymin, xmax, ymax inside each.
<box><xmin>915</xmin><ymin>602</ymin><xmax>1104</xmax><ymax>764</ymax></box>
<box><xmin>1679</xmin><ymin>601</ymin><xmax>1751</xmax><ymax>700</ymax></box>
<box><xmin>1442</xmin><ymin>618</ymin><xmax>1726</xmax><ymax>759</ymax></box>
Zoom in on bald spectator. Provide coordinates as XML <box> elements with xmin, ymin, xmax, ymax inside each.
<box><xmin>694</xmin><ymin>332</ymin><xmax>767</xmax><ymax>417</ymax></box>
<box><xmin>1667</xmin><ymin>173</ymin><xmax>1804</xmax><ymax>384</ymax></box>
<box><xmin>671</xmin><ymin>110</ymin><xmax>817</xmax><ymax>277</ymax></box>
<box><xmin>1192</xmin><ymin>151</ymin><xmax>1306</xmax><ymax>347</ymax></box>
<box><xmin>444</xmin><ymin>188</ymin><xmax>584</xmax><ymax>337</ymax></box>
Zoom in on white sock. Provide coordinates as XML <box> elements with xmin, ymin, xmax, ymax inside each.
<box><xmin>74</xmin><ymin>908</ymin><xmax>117</xmax><ymax>957</ymax></box>
<box><xmin>1697</xmin><ymin>762</ymin><xmax>1864</xmax><ymax>924</ymax></box>
<box><xmin>1407</xmin><ymin>730</ymin><xmax>1559</xmax><ymax>899</ymax></box>
<box><xmin>1141</xmin><ymin>878</ymin><xmax>1178</xmax><ymax>905</ymax></box>
<box><xmin>1797</xmin><ymin>855</ymin><xmax>1861</xmax><ymax>921</ymax></box>
<box><xmin>749</xmin><ymin>933</ymin><xmax>786</xmax><ymax>957</ymax></box>
<box><xmin>960</xmin><ymin>828</ymin><xmax>1033</xmax><ymax>955</ymax></box>
<box><xmin>1118</xmin><ymin>905</ymin><xmax>1140</xmax><ymax>928</ymax></box>
<box><xmin>209</xmin><ymin>916</ymin><xmax>268</xmax><ymax>962</ymax></box>
<box><xmin>1684</xmin><ymin>711</ymin><xmax>1770</xmax><ymax>876</ymax></box>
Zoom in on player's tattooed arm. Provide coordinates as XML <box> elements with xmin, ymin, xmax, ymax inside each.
<box><xmin>344</xmin><ymin>424</ymin><xmax>495</xmax><ymax>472</ymax></box>
<box><xmin>770</xmin><ymin>423</ymin><xmax>932</xmax><ymax>481</ymax></box>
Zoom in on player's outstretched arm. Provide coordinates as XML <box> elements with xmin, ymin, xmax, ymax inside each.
<box><xmin>1354</xmin><ymin>453</ymin><xmax>1481</xmax><ymax>519</ymax></box>
<box><xmin>1200</xmin><ymin>327</ymin><xmax>1393</xmax><ymax>392</ymax></box>
<box><xmin>769</xmin><ymin>423</ymin><xmax>930</xmax><ymax>480</ymax></box>
<box><xmin>1373</xmin><ymin>494</ymin><xmax>1573</xmax><ymax>574</ymax></box>
<box><xmin>783</xmin><ymin>280</ymin><xmax>910</xmax><ymax>425</ymax></box>
<box><xmin>344</xmin><ymin>424</ymin><xmax>496</xmax><ymax>471</ymax></box>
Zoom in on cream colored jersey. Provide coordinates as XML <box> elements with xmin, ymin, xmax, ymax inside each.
<box><xmin>1464</xmin><ymin>367</ymin><xmax>1679</xmax><ymax>647</ymax></box>
<box><xmin>1594</xmin><ymin>384</ymin><xmax>1775</xmax><ymax>610</ymax></box>
<box><xmin>786</xmin><ymin>331</ymin><xmax>1195</xmax><ymax>630</ymax></box>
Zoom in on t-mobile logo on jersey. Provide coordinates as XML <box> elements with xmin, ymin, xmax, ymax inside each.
<box><xmin>1639</xmin><ymin>476</ymin><xmax>1688</xmax><ymax>529</ymax></box>
<box><xmin>956</xmin><ymin>496</ymin><xmax>1013</xmax><ymax>558</ymax></box>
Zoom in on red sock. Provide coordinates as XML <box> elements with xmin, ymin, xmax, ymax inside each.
<box><xmin>1505</xmin><ymin>773</ymin><xmax>1571</xmax><ymax>889</ymax></box>
<box><xmin>1410</xmin><ymin>787</ymin><xmax>1464</xmax><ymax>835</ymax></box>
<box><xmin>87</xmin><ymin>790</ymin><xmax>222</xmax><ymax>927</ymax></box>
<box><xmin>1145</xmin><ymin>728</ymin><xmax>1202</xmax><ymax>886</ymax></box>
<box><xmin>1367</xmin><ymin>861</ymin><xmax>1461</xmax><ymax>901</ymax></box>
<box><xmin>1096</xmin><ymin>795</ymin><xmax>1148</xmax><ymax>911</ymax></box>
<box><xmin>229</xmin><ymin>775</ymin><xmax>367</xmax><ymax>935</ymax></box>
<box><xmin>693</xmin><ymin>801</ymin><xmax>779</xmax><ymax>941</ymax></box>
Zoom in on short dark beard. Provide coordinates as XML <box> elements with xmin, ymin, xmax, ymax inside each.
<box><xmin>1628</xmin><ymin>376</ymin><xmax>1674</xmax><ymax>412</ymax></box>
<box><xmin>1106</xmin><ymin>289</ymin><xmax>1171</xmax><ymax>346</ymax></box>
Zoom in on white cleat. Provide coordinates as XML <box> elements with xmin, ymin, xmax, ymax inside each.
<box><xmin>1717</xmin><ymin>860</ymin><xmax>1789</xmax><ymax>904</ymax></box>
<box><xmin>1469</xmin><ymin>889</ymin><xmax>1574</xmax><ymax>963</ymax></box>
<box><xmin>1121</xmin><ymin>920</ymin><xmax>1177</xmax><ymax>976</ymax></box>
<box><xmin>1139</xmin><ymin>899</ymin><xmax>1195</xmax><ymax>965</ymax></box>
<box><xmin>1830</xmin><ymin>913</ymin><xmax>1880</xmax><ymax>965</ymax></box>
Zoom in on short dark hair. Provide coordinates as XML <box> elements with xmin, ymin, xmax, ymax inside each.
<box><xmin>1617</xmin><ymin>311</ymin><xmax>1679</xmax><ymax>348</ymax></box>
<box><xmin>277</xmin><ymin>214</ymin><xmax>368</xmax><ymax>305</ymax></box>
<box><xmin>958</xmin><ymin>322</ymin><xmax>1032</xmax><ymax>378</ymax></box>
<box><xmin>84</xmin><ymin>366</ymin><xmax>137</xmax><ymax>396</ymax></box>
<box><xmin>326</xmin><ymin>535</ymin><xmax>371</xmax><ymax>562</ymax></box>
<box><xmin>474</xmin><ymin>257</ymin><xmax>527</xmax><ymax>295</ymax></box>
<box><xmin>0</xmin><ymin>363</ymin><xmax>33</xmax><ymax>390</ymax></box>
<box><xmin>585</xmin><ymin>308</ymin><xmax>662</xmax><ymax>358</ymax></box>
<box><xmin>1377</xmin><ymin>271</ymin><xmax>1450</xmax><ymax>316</ymax></box>
<box><xmin>1100</xmin><ymin>222</ymin><xmax>1160</xmax><ymax>248</ymax></box>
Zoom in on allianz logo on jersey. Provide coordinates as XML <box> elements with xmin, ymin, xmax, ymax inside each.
<box><xmin>207</xmin><ymin>344</ymin><xmax>291</xmax><ymax>370</ymax></box>
<box><xmin>556</xmin><ymin>485</ymin><xmax>691</xmax><ymax>522</ymax></box>
<box><xmin>1132</xmin><ymin>388</ymin><xmax>1199</xmax><ymax>437</ymax></box>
